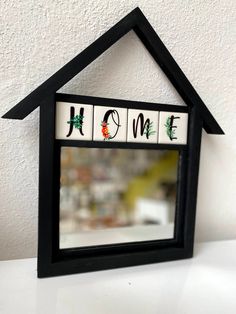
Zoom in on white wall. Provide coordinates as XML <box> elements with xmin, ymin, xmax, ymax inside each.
<box><xmin>0</xmin><ymin>0</ymin><xmax>235</xmax><ymax>260</ymax></box>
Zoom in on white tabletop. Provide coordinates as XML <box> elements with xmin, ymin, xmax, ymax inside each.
<box><xmin>0</xmin><ymin>240</ymin><xmax>236</xmax><ymax>314</ymax></box>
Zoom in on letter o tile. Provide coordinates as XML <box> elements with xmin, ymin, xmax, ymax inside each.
<box><xmin>93</xmin><ymin>106</ymin><xmax>128</xmax><ymax>142</ymax></box>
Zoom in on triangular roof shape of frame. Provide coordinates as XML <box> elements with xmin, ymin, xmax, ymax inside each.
<box><xmin>2</xmin><ymin>7</ymin><xmax>223</xmax><ymax>134</ymax></box>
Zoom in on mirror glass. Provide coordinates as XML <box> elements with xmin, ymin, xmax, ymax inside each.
<box><xmin>59</xmin><ymin>147</ymin><xmax>179</xmax><ymax>249</ymax></box>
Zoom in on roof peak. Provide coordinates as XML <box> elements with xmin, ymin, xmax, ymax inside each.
<box><xmin>2</xmin><ymin>7</ymin><xmax>223</xmax><ymax>134</ymax></box>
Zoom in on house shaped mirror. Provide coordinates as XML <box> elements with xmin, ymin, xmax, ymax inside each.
<box><xmin>2</xmin><ymin>7</ymin><xmax>224</xmax><ymax>277</ymax></box>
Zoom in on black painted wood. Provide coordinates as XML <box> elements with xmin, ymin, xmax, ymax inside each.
<box><xmin>2</xmin><ymin>7</ymin><xmax>223</xmax><ymax>135</ymax></box>
<box><xmin>56</xmin><ymin>93</ymin><xmax>189</xmax><ymax>113</ymax></box>
<box><xmin>183</xmin><ymin>106</ymin><xmax>203</xmax><ymax>254</ymax></box>
<box><xmin>40</xmin><ymin>247</ymin><xmax>190</xmax><ymax>278</ymax></box>
<box><xmin>37</xmin><ymin>94</ymin><xmax>58</xmax><ymax>277</ymax></box>
<box><xmin>37</xmin><ymin>96</ymin><xmax>202</xmax><ymax>278</ymax></box>
<box><xmin>57</xmin><ymin>139</ymin><xmax>187</xmax><ymax>151</ymax></box>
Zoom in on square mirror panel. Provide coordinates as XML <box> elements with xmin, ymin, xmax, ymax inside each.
<box><xmin>59</xmin><ymin>147</ymin><xmax>179</xmax><ymax>249</ymax></box>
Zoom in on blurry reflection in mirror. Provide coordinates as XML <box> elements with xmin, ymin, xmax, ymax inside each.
<box><xmin>59</xmin><ymin>147</ymin><xmax>179</xmax><ymax>249</ymax></box>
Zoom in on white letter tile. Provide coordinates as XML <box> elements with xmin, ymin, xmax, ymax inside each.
<box><xmin>127</xmin><ymin>109</ymin><xmax>159</xmax><ymax>143</ymax></box>
<box><xmin>55</xmin><ymin>102</ymin><xmax>93</xmax><ymax>140</ymax></box>
<box><xmin>158</xmin><ymin>111</ymin><xmax>188</xmax><ymax>145</ymax></box>
<box><xmin>93</xmin><ymin>106</ymin><xmax>127</xmax><ymax>142</ymax></box>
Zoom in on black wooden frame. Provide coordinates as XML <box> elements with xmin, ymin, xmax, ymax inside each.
<box><xmin>2</xmin><ymin>7</ymin><xmax>221</xmax><ymax>278</ymax></box>
<box><xmin>38</xmin><ymin>92</ymin><xmax>202</xmax><ymax>278</ymax></box>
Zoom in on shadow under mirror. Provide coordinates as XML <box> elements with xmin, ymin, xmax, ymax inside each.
<box><xmin>59</xmin><ymin>147</ymin><xmax>179</xmax><ymax>249</ymax></box>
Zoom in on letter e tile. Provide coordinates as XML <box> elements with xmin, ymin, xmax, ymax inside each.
<box><xmin>158</xmin><ymin>112</ymin><xmax>188</xmax><ymax>144</ymax></box>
